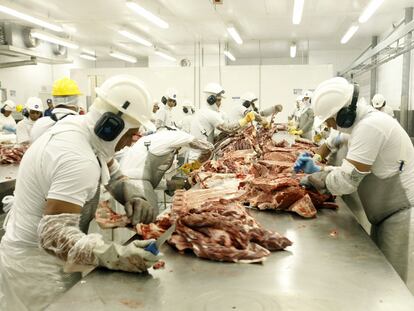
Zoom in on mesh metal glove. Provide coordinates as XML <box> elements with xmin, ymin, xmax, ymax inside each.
<box><xmin>124</xmin><ymin>196</ymin><xmax>157</xmax><ymax>225</ymax></box>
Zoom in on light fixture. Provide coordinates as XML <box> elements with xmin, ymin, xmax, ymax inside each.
<box><xmin>30</xmin><ymin>29</ymin><xmax>79</xmax><ymax>49</ymax></box>
<box><xmin>109</xmin><ymin>50</ymin><xmax>137</xmax><ymax>63</ymax></box>
<box><xmin>80</xmin><ymin>53</ymin><xmax>97</xmax><ymax>61</ymax></box>
<box><xmin>223</xmin><ymin>50</ymin><xmax>236</xmax><ymax>61</ymax></box>
<box><xmin>358</xmin><ymin>0</ymin><xmax>385</xmax><ymax>23</ymax></box>
<box><xmin>0</xmin><ymin>4</ymin><xmax>63</xmax><ymax>32</ymax></box>
<box><xmin>227</xmin><ymin>26</ymin><xmax>243</xmax><ymax>45</ymax></box>
<box><xmin>118</xmin><ymin>30</ymin><xmax>152</xmax><ymax>47</ymax></box>
<box><xmin>340</xmin><ymin>24</ymin><xmax>359</xmax><ymax>44</ymax></box>
<box><xmin>290</xmin><ymin>43</ymin><xmax>297</xmax><ymax>58</ymax></box>
<box><xmin>292</xmin><ymin>0</ymin><xmax>304</xmax><ymax>25</ymax></box>
<box><xmin>82</xmin><ymin>48</ymin><xmax>95</xmax><ymax>55</ymax></box>
<box><xmin>155</xmin><ymin>50</ymin><xmax>176</xmax><ymax>61</ymax></box>
<box><xmin>126</xmin><ymin>1</ymin><xmax>169</xmax><ymax>29</ymax></box>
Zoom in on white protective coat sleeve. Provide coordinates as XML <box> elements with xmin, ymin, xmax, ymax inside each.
<box><xmin>325</xmin><ymin>159</ymin><xmax>370</xmax><ymax>195</ymax></box>
<box><xmin>38</xmin><ymin>213</ymin><xmax>103</xmax><ymax>266</ymax></box>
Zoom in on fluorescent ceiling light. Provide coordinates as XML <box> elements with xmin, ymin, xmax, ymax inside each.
<box><xmin>223</xmin><ymin>50</ymin><xmax>235</xmax><ymax>61</ymax></box>
<box><xmin>109</xmin><ymin>51</ymin><xmax>137</xmax><ymax>63</ymax></box>
<box><xmin>340</xmin><ymin>25</ymin><xmax>359</xmax><ymax>44</ymax></box>
<box><xmin>30</xmin><ymin>29</ymin><xmax>79</xmax><ymax>49</ymax></box>
<box><xmin>0</xmin><ymin>4</ymin><xmax>63</xmax><ymax>32</ymax></box>
<box><xmin>82</xmin><ymin>48</ymin><xmax>95</xmax><ymax>55</ymax></box>
<box><xmin>126</xmin><ymin>1</ymin><xmax>169</xmax><ymax>29</ymax></box>
<box><xmin>290</xmin><ymin>43</ymin><xmax>297</xmax><ymax>58</ymax></box>
<box><xmin>118</xmin><ymin>30</ymin><xmax>152</xmax><ymax>47</ymax></box>
<box><xmin>292</xmin><ymin>0</ymin><xmax>304</xmax><ymax>25</ymax></box>
<box><xmin>155</xmin><ymin>50</ymin><xmax>176</xmax><ymax>61</ymax></box>
<box><xmin>358</xmin><ymin>0</ymin><xmax>385</xmax><ymax>23</ymax></box>
<box><xmin>80</xmin><ymin>53</ymin><xmax>97</xmax><ymax>61</ymax></box>
<box><xmin>227</xmin><ymin>26</ymin><xmax>243</xmax><ymax>45</ymax></box>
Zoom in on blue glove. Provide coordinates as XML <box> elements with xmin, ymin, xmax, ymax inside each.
<box><xmin>2</xmin><ymin>124</ymin><xmax>16</xmax><ymax>133</ymax></box>
<box><xmin>293</xmin><ymin>153</ymin><xmax>321</xmax><ymax>174</ymax></box>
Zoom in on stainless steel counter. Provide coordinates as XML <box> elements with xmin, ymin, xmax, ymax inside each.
<box><xmin>47</xmin><ymin>199</ymin><xmax>414</xmax><ymax>311</ymax></box>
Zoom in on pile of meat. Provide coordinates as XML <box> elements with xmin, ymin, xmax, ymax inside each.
<box><xmin>190</xmin><ymin>125</ymin><xmax>337</xmax><ymax>218</ymax></box>
<box><xmin>137</xmin><ymin>189</ymin><xmax>292</xmax><ymax>263</ymax></box>
<box><xmin>0</xmin><ymin>144</ymin><xmax>28</xmax><ymax>164</ymax></box>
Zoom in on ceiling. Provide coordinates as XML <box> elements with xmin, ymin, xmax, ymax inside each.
<box><xmin>1</xmin><ymin>0</ymin><xmax>414</xmax><ymax>60</ymax></box>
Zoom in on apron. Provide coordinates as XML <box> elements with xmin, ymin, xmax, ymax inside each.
<box><xmin>358</xmin><ymin>173</ymin><xmax>414</xmax><ymax>292</ymax></box>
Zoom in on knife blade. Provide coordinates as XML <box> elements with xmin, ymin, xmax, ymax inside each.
<box><xmin>144</xmin><ymin>224</ymin><xmax>176</xmax><ymax>255</ymax></box>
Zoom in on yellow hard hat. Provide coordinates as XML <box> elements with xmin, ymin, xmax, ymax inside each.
<box><xmin>52</xmin><ymin>77</ymin><xmax>82</xmax><ymax>96</ymax></box>
<box><xmin>16</xmin><ymin>104</ymin><xmax>24</xmax><ymax>113</ymax></box>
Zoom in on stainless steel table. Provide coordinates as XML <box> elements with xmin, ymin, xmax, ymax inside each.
<box><xmin>47</xmin><ymin>199</ymin><xmax>414</xmax><ymax>311</ymax></box>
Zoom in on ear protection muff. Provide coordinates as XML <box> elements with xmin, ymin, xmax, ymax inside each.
<box><xmin>1</xmin><ymin>105</ymin><xmax>5</xmax><ymax>114</ymax></box>
<box><xmin>94</xmin><ymin>101</ymin><xmax>130</xmax><ymax>141</ymax></box>
<box><xmin>242</xmin><ymin>101</ymin><xmax>251</xmax><ymax>109</ymax></box>
<box><xmin>161</xmin><ymin>96</ymin><xmax>167</xmax><ymax>105</ymax></box>
<box><xmin>207</xmin><ymin>94</ymin><xmax>217</xmax><ymax>105</ymax></box>
<box><xmin>336</xmin><ymin>83</ymin><xmax>359</xmax><ymax>129</ymax></box>
<box><xmin>183</xmin><ymin>107</ymin><xmax>189</xmax><ymax>114</ymax></box>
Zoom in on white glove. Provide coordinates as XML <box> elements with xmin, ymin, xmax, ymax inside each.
<box><xmin>93</xmin><ymin>239</ymin><xmax>160</xmax><ymax>272</ymax></box>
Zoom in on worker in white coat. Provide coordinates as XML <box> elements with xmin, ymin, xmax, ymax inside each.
<box><xmin>0</xmin><ymin>100</ymin><xmax>17</xmax><ymax>133</ymax></box>
<box><xmin>0</xmin><ymin>75</ymin><xmax>160</xmax><ymax>310</ymax></box>
<box><xmin>31</xmin><ymin>77</ymin><xmax>82</xmax><ymax>142</ymax></box>
<box><xmin>180</xmin><ymin>100</ymin><xmax>195</xmax><ymax>133</ymax></box>
<box><xmin>16</xmin><ymin>97</ymin><xmax>43</xmax><ymax>144</ymax></box>
<box><xmin>294</xmin><ymin>77</ymin><xmax>414</xmax><ymax>293</ymax></box>
<box><xmin>117</xmin><ymin>129</ymin><xmax>213</xmax><ymax>209</ymax></box>
<box><xmin>230</xmin><ymin>92</ymin><xmax>282</xmax><ymax>125</ymax></box>
<box><xmin>154</xmin><ymin>88</ymin><xmax>178</xmax><ymax>129</ymax></box>
<box><xmin>294</xmin><ymin>90</ymin><xmax>314</xmax><ymax>140</ymax></box>
<box><xmin>371</xmin><ymin>93</ymin><xmax>394</xmax><ymax>117</ymax></box>
<box><xmin>188</xmin><ymin>83</ymin><xmax>257</xmax><ymax>160</ymax></box>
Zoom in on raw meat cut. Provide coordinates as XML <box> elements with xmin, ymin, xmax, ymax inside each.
<box><xmin>168</xmin><ymin>190</ymin><xmax>292</xmax><ymax>263</ymax></box>
<box><xmin>0</xmin><ymin>144</ymin><xmax>28</xmax><ymax>164</ymax></box>
<box><xmin>95</xmin><ymin>200</ymin><xmax>131</xmax><ymax>229</ymax></box>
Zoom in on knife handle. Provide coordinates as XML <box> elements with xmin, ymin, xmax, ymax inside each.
<box><xmin>144</xmin><ymin>242</ymin><xmax>159</xmax><ymax>255</ymax></box>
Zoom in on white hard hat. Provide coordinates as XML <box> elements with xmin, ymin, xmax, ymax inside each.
<box><xmin>95</xmin><ymin>75</ymin><xmax>154</xmax><ymax>130</ymax></box>
<box><xmin>26</xmin><ymin>97</ymin><xmax>43</xmax><ymax>112</ymax></box>
<box><xmin>203</xmin><ymin>82</ymin><xmax>225</xmax><ymax>97</ymax></box>
<box><xmin>166</xmin><ymin>88</ymin><xmax>178</xmax><ymax>101</ymax></box>
<box><xmin>241</xmin><ymin>92</ymin><xmax>257</xmax><ymax>103</ymax></box>
<box><xmin>303</xmin><ymin>90</ymin><xmax>313</xmax><ymax>98</ymax></box>
<box><xmin>372</xmin><ymin>94</ymin><xmax>385</xmax><ymax>108</ymax></box>
<box><xmin>312</xmin><ymin>77</ymin><xmax>354</xmax><ymax>127</ymax></box>
<box><xmin>3</xmin><ymin>99</ymin><xmax>16</xmax><ymax>111</ymax></box>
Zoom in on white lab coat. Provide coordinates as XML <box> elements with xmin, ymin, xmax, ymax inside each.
<box><xmin>16</xmin><ymin>118</ymin><xmax>35</xmax><ymax>144</ymax></box>
<box><xmin>154</xmin><ymin>105</ymin><xmax>176</xmax><ymax>128</ymax></box>
<box><xmin>0</xmin><ymin>113</ymin><xmax>16</xmax><ymax>132</ymax></box>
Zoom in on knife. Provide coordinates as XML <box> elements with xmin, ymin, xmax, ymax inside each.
<box><xmin>144</xmin><ymin>224</ymin><xmax>176</xmax><ymax>255</ymax></box>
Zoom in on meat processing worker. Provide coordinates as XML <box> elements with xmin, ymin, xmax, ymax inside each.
<box><xmin>188</xmin><ymin>83</ymin><xmax>258</xmax><ymax>161</ymax></box>
<box><xmin>288</xmin><ymin>95</ymin><xmax>303</xmax><ymax>125</ymax></box>
<box><xmin>0</xmin><ymin>100</ymin><xmax>17</xmax><ymax>134</ymax></box>
<box><xmin>16</xmin><ymin>97</ymin><xmax>43</xmax><ymax>144</ymax></box>
<box><xmin>31</xmin><ymin>77</ymin><xmax>82</xmax><ymax>142</ymax></box>
<box><xmin>230</xmin><ymin>91</ymin><xmax>282</xmax><ymax>127</ymax></box>
<box><xmin>154</xmin><ymin>88</ymin><xmax>178</xmax><ymax>129</ymax></box>
<box><xmin>179</xmin><ymin>100</ymin><xmax>195</xmax><ymax>133</ymax></box>
<box><xmin>117</xmin><ymin>129</ymin><xmax>213</xmax><ymax>209</ymax></box>
<box><xmin>371</xmin><ymin>93</ymin><xmax>394</xmax><ymax>117</ymax></box>
<box><xmin>290</xmin><ymin>91</ymin><xmax>314</xmax><ymax>139</ymax></box>
<box><xmin>151</xmin><ymin>101</ymin><xmax>160</xmax><ymax>122</ymax></box>
<box><xmin>293</xmin><ymin>77</ymin><xmax>414</xmax><ymax>293</ymax></box>
<box><xmin>44</xmin><ymin>98</ymin><xmax>54</xmax><ymax>117</ymax></box>
<box><xmin>0</xmin><ymin>75</ymin><xmax>161</xmax><ymax>310</ymax></box>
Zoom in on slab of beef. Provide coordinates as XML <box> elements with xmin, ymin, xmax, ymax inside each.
<box><xmin>0</xmin><ymin>144</ymin><xmax>28</xmax><ymax>164</ymax></box>
<box><xmin>169</xmin><ymin>190</ymin><xmax>292</xmax><ymax>263</ymax></box>
<box><xmin>95</xmin><ymin>200</ymin><xmax>131</xmax><ymax>229</ymax></box>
